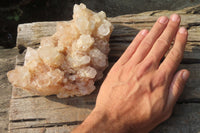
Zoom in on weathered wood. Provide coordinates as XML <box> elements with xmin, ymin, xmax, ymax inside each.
<box><xmin>17</xmin><ymin>21</ymin><xmax>200</xmax><ymax>46</ymax></box>
<box><xmin>9</xmin><ymin>5</ymin><xmax>200</xmax><ymax>133</ymax></box>
<box><xmin>9</xmin><ymin>125</ymin><xmax>77</xmax><ymax>133</ymax></box>
<box><xmin>17</xmin><ymin>7</ymin><xmax>200</xmax><ymax>45</ymax></box>
<box><xmin>8</xmin><ymin>98</ymin><xmax>200</xmax><ymax>133</ymax></box>
<box><xmin>9</xmin><ymin>88</ymin><xmax>98</xmax><ymax>132</ymax></box>
<box><xmin>10</xmin><ymin>62</ymin><xmax>200</xmax><ymax>100</ymax></box>
<box><xmin>9</xmin><ymin>96</ymin><xmax>94</xmax><ymax>130</ymax></box>
<box><xmin>17</xmin><ymin>22</ymin><xmax>57</xmax><ymax>48</ymax></box>
<box><xmin>151</xmin><ymin>103</ymin><xmax>200</xmax><ymax>133</ymax></box>
<box><xmin>16</xmin><ymin>22</ymin><xmax>200</xmax><ymax>63</ymax></box>
<box><xmin>178</xmin><ymin>64</ymin><xmax>200</xmax><ymax>100</ymax></box>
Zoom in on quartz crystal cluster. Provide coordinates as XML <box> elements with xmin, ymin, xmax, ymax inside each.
<box><xmin>7</xmin><ymin>3</ymin><xmax>113</xmax><ymax>98</ymax></box>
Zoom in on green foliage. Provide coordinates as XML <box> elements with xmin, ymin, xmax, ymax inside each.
<box><xmin>6</xmin><ymin>8</ymin><xmax>23</xmax><ymax>21</ymax></box>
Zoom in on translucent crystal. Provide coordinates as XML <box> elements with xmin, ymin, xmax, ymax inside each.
<box><xmin>77</xmin><ymin>66</ymin><xmax>97</xmax><ymax>78</ymax></box>
<box><xmin>75</xmin><ymin>35</ymin><xmax>94</xmax><ymax>51</ymax></box>
<box><xmin>24</xmin><ymin>47</ymin><xmax>40</xmax><ymax>65</ymax></box>
<box><xmin>38</xmin><ymin>46</ymin><xmax>65</xmax><ymax>67</ymax></box>
<box><xmin>7</xmin><ymin>3</ymin><xmax>113</xmax><ymax>98</ymax></box>
<box><xmin>89</xmin><ymin>48</ymin><xmax>107</xmax><ymax>68</ymax></box>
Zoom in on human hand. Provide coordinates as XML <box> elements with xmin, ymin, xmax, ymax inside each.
<box><xmin>72</xmin><ymin>14</ymin><xmax>190</xmax><ymax>133</ymax></box>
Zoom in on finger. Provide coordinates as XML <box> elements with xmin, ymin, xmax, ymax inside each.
<box><xmin>166</xmin><ymin>69</ymin><xmax>190</xmax><ymax>109</ymax></box>
<box><xmin>159</xmin><ymin>27</ymin><xmax>188</xmax><ymax>76</ymax></box>
<box><xmin>117</xmin><ymin>29</ymin><xmax>148</xmax><ymax>65</ymax></box>
<box><xmin>145</xmin><ymin>14</ymin><xmax>181</xmax><ymax>65</ymax></box>
<box><xmin>127</xmin><ymin>16</ymin><xmax>169</xmax><ymax>65</ymax></box>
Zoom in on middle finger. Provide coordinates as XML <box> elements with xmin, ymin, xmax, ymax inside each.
<box><xmin>127</xmin><ymin>16</ymin><xmax>169</xmax><ymax>66</ymax></box>
<box><xmin>145</xmin><ymin>14</ymin><xmax>181</xmax><ymax>65</ymax></box>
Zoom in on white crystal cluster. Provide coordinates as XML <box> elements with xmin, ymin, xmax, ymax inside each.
<box><xmin>7</xmin><ymin>3</ymin><xmax>113</xmax><ymax>98</ymax></box>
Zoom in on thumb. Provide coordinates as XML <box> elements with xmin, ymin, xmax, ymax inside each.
<box><xmin>166</xmin><ymin>69</ymin><xmax>190</xmax><ymax>109</ymax></box>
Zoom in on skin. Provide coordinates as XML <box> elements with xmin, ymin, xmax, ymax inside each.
<box><xmin>72</xmin><ymin>14</ymin><xmax>190</xmax><ymax>133</ymax></box>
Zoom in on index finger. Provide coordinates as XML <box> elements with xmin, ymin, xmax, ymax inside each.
<box><xmin>159</xmin><ymin>27</ymin><xmax>188</xmax><ymax>77</ymax></box>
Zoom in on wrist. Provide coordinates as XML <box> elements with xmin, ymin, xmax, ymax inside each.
<box><xmin>86</xmin><ymin>107</ymin><xmax>149</xmax><ymax>133</ymax></box>
<box><xmin>72</xmin><ymin>107</ymin><xmax>127</xmax><ymax>133</ymax></box>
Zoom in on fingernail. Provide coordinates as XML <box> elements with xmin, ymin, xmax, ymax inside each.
<box><xmin>141</xmin><ymin>29</ymin><xmax>148</xmax><ymax>36</ymax></box>
<box><xmin>182</xmin><ymin>71</ymin><xmax>189</xmax><ymax>81</ymax></box>
<box><xmin>179</xmin><ymin>27</ymin><xmax>187</xmax><ymax>34</ymax></box>
<box><xmin>158</xmin><ymin>16</ymin><xmax>168</xmax><ymax>24</ymax></box>
<box><xmin>170</xmin><ymin>14</ymin><xmax>180</xmax><ymax>22</ymax></box>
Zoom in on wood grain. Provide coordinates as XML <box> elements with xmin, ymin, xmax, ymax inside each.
<box><xmin>151</xmin><ymin>103</ymin><xmax>200</xmax><ymax>133</ymax></box>
<box><xmin>9</xmin><ymin>4</ymin><xmax>200</xmax><ymax>133</ymax></box>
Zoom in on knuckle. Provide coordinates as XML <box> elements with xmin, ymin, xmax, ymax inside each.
<box><xmin>142</xmin><ymin>58</ymin><xmax>155</xmax><ymax>69</ymax></box>
<box><xmin>161</xmin><ymin>61</ymin><xmax>172</xmax><ymax>73</ymax></box>
<box><xmin>159</xmin><ymin>69</ymin><xmax>168</xmax><ymax>76</ymax></box>
<box><xmin>173</xmin><ymin>84</ymin><xmax>180</xmax><ymax>94</ymax></box>
<box><xmin>150</xmin><ymin>54</ymin><xmax>158</xmax><ymax>63</ymax></box>
<box><xmin>142</xmin><ymin>39</ymin><xmax>153</xmax><ymax>49</ymax></box>
<box><xmin>169</xmin><ymin>22</ymin><xmax>179</xmax><ymax>29</ymax></box>
<box><xmin>170</xmin><ymin>48</ymin><xmax>182</xmax><ymax>61</ymax></box>
<box><xmin>156</xmin><ymin>38</ymin><xmax>169</xmax><ymax>48</ymax></box>
<box><xmin>145</xmin><ymin>55</ymin><xmax>157</xmax><ymax>65</ymax></box>
<box><xmin>173</xmin><ymin>79</ymin><xmax>184</xmax><ymax>92</ymax></box>
<box><xmin>135</xmin><ymin>59</ymin><xmax>157</xmax><ymax>80</ymax></box>
<box><xmin>144</xmin><ymin>38</ymin><xmax>153</xmax><ymax>45</ymax></box>
<box><xmin>152</xmin><ymin>72</ymin><xmax>166</xmax><ymax>88</ymax></box>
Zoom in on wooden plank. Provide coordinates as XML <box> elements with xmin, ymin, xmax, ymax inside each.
<box><xmin>109</xmin><ymin>42</ymin><xmax>200</xmax><ymax>63</ymax></box>
<box><xmin>8</xmin><ymin>102</ymin><xmax>200</xmax><ymax>132</ymax></box>
<box><xmin>8</xmin><ymin>95</ymin><xmax>95</xmax><ymax>131</ymax></box>
<box><xmin>8</xmin><ymin>63</ymin><xmax>200</xmax><ymax>132</ymax></box>
<box><xmin>9</xmin><ymin>93</ymin><xmax>96</xmax><ymax>122</ymax></box>
<box><xmin>109</xmin><ymin>14</ymin><xmax>200</xmax><ymax>28</ymax></box>
<box><xmin>9</xmin><ymin>125</ymin><xmax>77</xmax><ymax>133</ymax></box>
<box><xmin>178</xmin><ymin>64</ymin><xmax>200</xmax><ymax>100</ymax></box>
<box><xmin>8</xmin><ymin>92</ymin><xmax>96</xmax><ymax>132</ymax></box>
<box><xmin>16</xmin><ymin>22</ymin><xmax>57</xmax><ymax>48</ymax></box>
<box><xmin>12</xmin><ymin>46</ymin><xmax>200</xmax><ymax>100</ymax></box>
<box><xmin>11</xmin><ymin>62</ymin><xmax>200</xmax><ymax>100</ymax></box>
<box><xmin>16</xmin><ymin>8</ymin><xmax>200</xmax><ymax>56</ymax></box>
<box><xmin>151</xmin><ymin>103</ymin><xmax>200</xmax><ymax>133</ymax></box>
<box><xmin>16</xmin><ymin>24</ymin><xmax>200</xmax><ymax>63</ymax></box>
<box><xmin>16</xmin><ymin>21</ymin><xmax>200</xmax><ymax>47</ymax></box>
<box><xmin>188</xmin><ymin>26</ymin><xmax>200</xmax><ymax>42</ymax></box>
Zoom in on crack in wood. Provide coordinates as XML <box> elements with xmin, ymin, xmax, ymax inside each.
<box><xmin>187</xmin><ymin>22</ymin><xmax>200</xmax><ymax>30</ymax></box>
<box><xmin>181</xmin><ymin>59</ymin><xmax>200</xmax><ymax>64</ymax></box>
<box><xmin>10</xmin><ymin>121</ymin><xmax>82</xmax><ymax>130</ymax></box>
<box><xmin>10</xmin><ymin>118</ymin><xmax>46</xmax><ymax>123</ymax></box>
<box><xmin>13</xmin><ymin>95</ymin><xmax>41</xmax><ymax>99</ymax></box>
<box><xmin>0</xmin><ymin>111</ymin><xmax>7</xmax><ymax>116</ymax></box>
<box><xmin>123</xmin><ymin>21</ymin><xmax>155</xmax><ymax>25</ymax></box>
<box><xmin>187</xmin><ymin>39</ymin><xmax>199</xmax><ymax>43</ymax></box>
<box><xmin>150</xmin><ymin>11</ymin><xmax>162</xmax><ymax>16</ymax></box>
<box><xmin>186</xmin><ymin>5</ymin><xmax>200</xmax><ymax>14</ymax></box>
<box><xmin>177</xmin><ymin>98</ymin><xmax>200</xmax><ymax>104</ymax></box>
